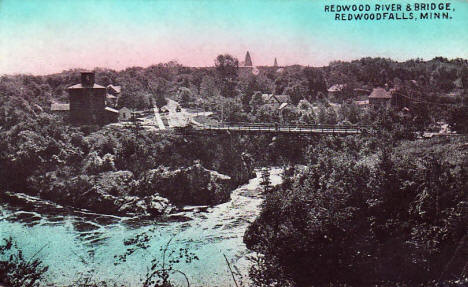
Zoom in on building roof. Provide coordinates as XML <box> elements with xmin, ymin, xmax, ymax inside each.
<box><xmin>107</xmin><ymin>85</ymin><xmax>122</xmax><ymax>94</ymax></box>
<box><xmin>261</xmin><ymin>94</ymin><xmax>290</xmax><ymax>104</ymax></box>
<box><xmin>275</xmin><ymin>95</ymin><xmax>290</xmax><ymax>103</ymax></box>
<box><xmin>67</xmin><ymin>83</ymin><xmax>106</xmax><ymax>89</ymax></box>
<box><xmin>278</xmin><ymin>102</ymin><xmax>288</xmax><ymax>110</ymax></box>
<box><xmin>369</xmin><ymin>88</ymin><xmax>392</xmax><ymax>99</ymax></box>
<box><xmin>106</xmin><ymin>94</ymin><xmax>117</xmax><ymax>99</ymax></box>
<box><xmin>50</xmin><ymin>103</ymin><xmax>70</xmax><ymax>111</ymax></box>
<box><xmin>104</xmin><ymin>107</ymin><xmax>119</xmax><ymax>113</ymax></box>
<box><xmin>328</xmin><ymin>84</ymin><xmax>346</xmax><ymax>93</ymax></box>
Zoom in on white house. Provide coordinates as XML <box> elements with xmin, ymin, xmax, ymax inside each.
<box><xmin>119</xmin><ymin>107</ymin><xmax>132</xmax><ymax>121</ymax></box>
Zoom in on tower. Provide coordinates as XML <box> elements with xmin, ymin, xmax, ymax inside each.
<box><xmin>68</xmin><ymin>71</ymin><xmax>107</xmax><ymax>124</ymax></box>
<box><xmin>274</xmin><ymin>58</ymin><xmax>278</xmax><ymax>67</ymax></box>
<box><xmin>244</xmin><ymin>51</ymin><xmax>253</xmax><ymax>67</ymax></box>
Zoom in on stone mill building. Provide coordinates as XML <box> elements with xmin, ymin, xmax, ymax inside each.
<box><xmin>52</xmin><ymin>71</ymin><xmax>118</xmax><ymax>124</ymax></box>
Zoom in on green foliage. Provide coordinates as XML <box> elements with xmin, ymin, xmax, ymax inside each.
<box><xmin>245</xmin><ymin>137</ymin><xmax>468</xmax><ymax>286</ymax></box>
<box><xmin>154</xmin><ymin>94</ymin><xmax>168</xmax><ymax>109</ymax></box>
<box><xmin>0</xmin><ymin>237</ymin><xmax>49</xmax><ymax>287</ymax></box>
<box><xmin>283</xmin><ymin>82</ymin><xmax>307</xmax><ymax>105</ymax></box>
<box><xmin>448</xmin><ymin>106</ymin><xmax>468</xmax><ymax>134</ymax></box>
<box><xmin>215</xmin><ymin>54</ymin><xmax>239</xmax><ymax>98</ymax></box>
<box><xmin>199</xmin><ymin>75</ymin><xmax>219</xmax><ymax>99</ymax></box>
<box><xmin>115</xmin><ymin>233</ymin><xmax>198</xmax><ymax>287</ymax></box>
<box><xmin>175</xmin><ymin>87</ymin><xmax>194</xmax><ymax>107</ymax></box>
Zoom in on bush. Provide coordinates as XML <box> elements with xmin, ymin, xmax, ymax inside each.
<box><xmin>0</xmin><ymin>237</ymin><xmax>49</xmax><ymax>287</ymax></box>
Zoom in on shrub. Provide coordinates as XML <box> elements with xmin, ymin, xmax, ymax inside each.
<box><xmin>0</xmin><ymin>237</ymin><xmax>49</xmax><ymax>287</ymax></box>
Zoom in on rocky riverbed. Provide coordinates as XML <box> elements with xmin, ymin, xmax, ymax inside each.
<box><xmin>0</xmin><ymin>168</ymin><xmax>282</xmax><ymax>286</ymax></box>
<box><xmin>32</xmin><ymin>162</ymin><xmax>245</xmax><ymax>218</ymax></box>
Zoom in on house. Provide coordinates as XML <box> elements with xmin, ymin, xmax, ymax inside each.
<box><xmin>107</xmin><ymin>85</ymin><xmax>121</xmax><ymax>95</ymax></box>
<box><xmin>274</xmin><ymin>95</ymin><xmax>291</xmax><ymax>104</ymax></box>
<box><xmin>368</xmin><ymin>87</ymin><xmax>392</xmax><ymax>106</ymax></box>
<box><xmin>51</xmin><ymin>103</ymin><xmax>70</xmax><ymax>112</ymax></box>
<box><xmin>50</xmin><ymin>103</ymin><xmax>70</xmax><ymax>119</ymax></box>
<box><xmin>261</xmin><ymin>94</ymin><xmax>290</xmax><ymax>105</ymax></box>
<box><xmin>327</xmin><ymin>84</ymin><xmax>346</xmax><ymax>98</ymax></box>
<box><xmin>353</xmin><ymin>100</ymin><xmax>369</xmax><ymax>107</ymax></box>
<box><xmin>119</xmin><ymin>107</ymin><xmax>132</xmax><ymax>121</ymax></box>
<box><xmin>106</xmin><ymin>94</ymin><xmax>118</xmax><ymax>107</ymax></box>
<box><xmin>106</xmin><ymin>85</ymin><xmax>121</xmax><ymax>107</ymax></box>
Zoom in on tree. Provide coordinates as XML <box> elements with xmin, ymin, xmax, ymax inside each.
<box><xmin>176</xmin><ymin>87</ymin><xmax>194</xmax><ymax>106</ymax></box>
<box><xmin>199</xmin><ymin>75</ymin><xmax>219</xmax><ymax>98</ymax></box>
<box><xmin>283</xmin><ymin>82</ymin><xmax>307</xmax><ymax>105</ymax></box>
<box><xmin>303</xmin><ymin>67</ymin><xmax>327</xmax><ymax>100</ymax></box>
<box><xmin>0</xmin><ymin>237</ymin><xmax>49</xmax><ymax>287</ymax></box>
<box><xmin>249</xmin><ymin>91</ymin><xmax>264</xmax><ymax>113</ymax></box>
<box><xmin>154</xmin><ymin>94</ymin><xmax>167</xmax><ymax>109</ymax></box>
<box><xmin>215</xmin><ymin>54</ymin><xmax>239</xmax><ymax>98</ymax></box>
<box><xmin>448</xmin><ymin>106</ymin><xmax>468</xmax><ymax>133</ymax></box>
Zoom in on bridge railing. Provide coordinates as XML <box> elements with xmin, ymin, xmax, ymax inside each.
<box><xmin>192</xmin><ymin>122</ymin><xmax>371</xmax><ymax>134</ymax></box>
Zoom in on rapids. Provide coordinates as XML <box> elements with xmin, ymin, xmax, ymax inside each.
<box><xmin>0</xmin><ymin>168</ymin><xmax>282</xmax><ymax>287</ymax></box>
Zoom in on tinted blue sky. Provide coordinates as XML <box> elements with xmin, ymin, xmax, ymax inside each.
<box><xmin>0</xmin><ymin>0</ymin><xmax>467</xmax><ymax>74</ymax></box>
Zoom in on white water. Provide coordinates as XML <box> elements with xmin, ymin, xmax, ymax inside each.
<box><xmin>0</xmin><ymin>168</ymin><xmax>283</xmax><ymax>287</ymax></box>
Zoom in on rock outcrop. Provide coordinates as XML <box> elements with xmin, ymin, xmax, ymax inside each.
<box><xmin>40</xmin><ymin>171</ymin><xmax>173</xmax><ymax>217</ymax></box>
<box><xmin>137</xmin><ymin>163</ymin><xmax>232</xmax><ymax>205</ymax></box>
<box><xmin>32</xmin><ymin>163</ymin><xmax>235</xmax><ymax>217</ymax></box>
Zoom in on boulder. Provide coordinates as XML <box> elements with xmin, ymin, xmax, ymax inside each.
<box><xmin>42</xmin><ymin>171</ymin><xmax>174</xmax><ymax>217</ymax></box>
<box><xmin>138</xmin><ymin>163</ymin><xmax>233</xmax><ymax>206</ymax></box>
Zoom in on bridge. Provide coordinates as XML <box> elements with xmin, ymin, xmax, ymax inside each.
<box><xmin>175</xmin><ymin>122</ymin><xmax>368</xmax><ymax>136</ymax></box>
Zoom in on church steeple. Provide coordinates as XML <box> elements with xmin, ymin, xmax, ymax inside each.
<box><xmin>244</xmin><ymin>51</ymin><xmax>253</xmax><ymax>67</ymax></box>
<box><xmin>274</xmin><ymin>58</ymin><xmax>278</xmax><ymax>67</ymax></box>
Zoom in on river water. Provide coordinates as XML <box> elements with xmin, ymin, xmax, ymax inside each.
<box><xmin>0</xmin><ymin>168</ymin><xmax>282</xmax><ymax>287</ymax></box>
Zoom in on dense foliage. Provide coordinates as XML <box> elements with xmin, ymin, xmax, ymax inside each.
<box><xmin>0</xmin><ymin>110</ymin><xmax>259</xmax><ymax>214</ymax></box>
<box><xmin>0</xmin><ymin>237</ymin><xmax>49</xmax><ymax>287</ymax></box>
<box><xmin>244</xmin><ymin>136</ymin><xmax>468</xmax><ymax>286</ymax></box>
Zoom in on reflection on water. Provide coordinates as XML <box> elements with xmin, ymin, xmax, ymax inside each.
<box><xmin>0</xmin><ymin>168</ymin><xmax>282</xmax><ymax>287</ymax></box>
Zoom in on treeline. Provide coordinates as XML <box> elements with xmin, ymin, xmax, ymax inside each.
<box><xmin>2</xmin><ymin>57</ymin><xmax>466</xmax><ymax>106</ymax></box>
<box><xmin>1</xmin><ymin>56</ymin><xmax>467</xmax><ymax>134</ymax></box>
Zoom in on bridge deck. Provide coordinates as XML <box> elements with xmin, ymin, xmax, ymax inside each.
<box><xmin>179</xmin><ymin>122</ymin><xmax>367</xmax><ymax>135</ymax></box>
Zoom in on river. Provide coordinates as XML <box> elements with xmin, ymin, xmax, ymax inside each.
<box><xmin>0</xmin><ymin>168</ymin><xmax>282</xmax><ymax>287</ymax></box>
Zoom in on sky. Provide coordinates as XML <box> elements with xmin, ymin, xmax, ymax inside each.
<box><xmin>0</xmin><ymin>0</ymin><xmax>467</xmax><ymax>75</ymax></box>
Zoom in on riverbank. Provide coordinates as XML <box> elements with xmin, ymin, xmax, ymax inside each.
<box><xmin>0</xmin><ymin>168</ymin><xmax>283</xmax><ymax>286</ymax></box>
